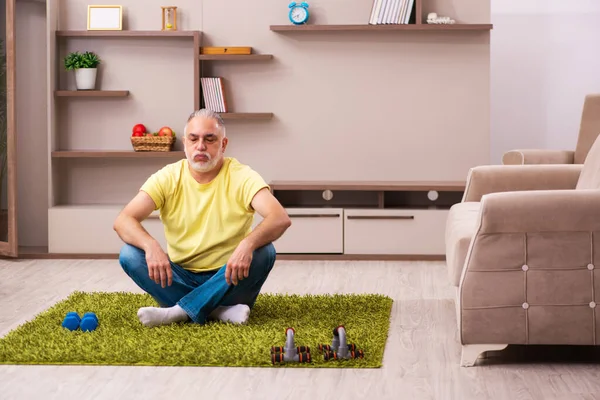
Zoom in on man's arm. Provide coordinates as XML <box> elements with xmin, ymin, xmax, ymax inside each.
<box><xmin>114</xmin><ymin>190</ymin><xmax>173</xmax><ymax>287</ymax></box>
<box><xmin>241</xmin><ymin>187</ymin><xmax>291</xmax><ymax>251</ymax></box>
<box><xmin>113</xmin><ymin>190</ymin><xmax>161</xmax><ymax>252</ymax></box>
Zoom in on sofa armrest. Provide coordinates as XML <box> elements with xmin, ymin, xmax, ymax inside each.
<box><xmin>462</xmin><ymin>164</ymin><xmax>583</xmax><ymax>202</ymax></box>
<box><xmin>458</xmin><ymin>189</ymin><xmax>600</xmax><ymax>346</ymax></box>
<box><xmin>479</xmin><ymin>189</ymin><xmax>600</xmax><ymax>233</ymax></box>
<box><xmin>502</xmin><ymin>149</ymin><xmax>575</xmax><ymax>165</ymax></box>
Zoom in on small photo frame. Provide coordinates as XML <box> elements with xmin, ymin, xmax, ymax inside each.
<box><xmin>87</xmin><ymin>5</ymin><xmax>123</xmax><ymax>31</ymax></box>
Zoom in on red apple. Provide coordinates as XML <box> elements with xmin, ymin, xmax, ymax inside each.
<box><xmin>158</xmin><ymin>126</ymin><xmax>173</xmax><ymax>137</ymax></box>
<box><xmin>132</xmin><ymin>123</ymin><xmax>146</xmax><ymax>135</ymax></box>
<box><xmin>131</xmin><ymin>131</ymin><xmax>144</xmax><ymax>137</ymax></box>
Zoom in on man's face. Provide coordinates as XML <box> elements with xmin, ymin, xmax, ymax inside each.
<box><xmin>183</xmin><ymin>116</ymin><xmax>228</xmax><ymax>173</ymax></box>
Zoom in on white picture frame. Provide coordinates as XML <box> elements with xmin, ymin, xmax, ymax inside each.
<box><xmin>87</xmin><ymin>5</ymin><xmax>123</xmax><ymax>31</ymax></box>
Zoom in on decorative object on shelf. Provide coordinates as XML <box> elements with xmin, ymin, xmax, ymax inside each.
<box><xmin>161</xmin><ymin>6</ymin><xmax>178</xmax><ymax>31</ymax></box>
<box><xmin>131</xmin><ymin>124</ymin><xmax>176</xmax><ymax>152</ymax></box>
<box><xmin>288</xmin><ymin>1</ymin><xmax>309</xmax><ymax>25</ymax></box>
<box><xmin>64</xmin><ymin>51</ymin><xmax>101</xmax><ymax>90</ymax></box>
<box><xmin>201</xmin><ymin>77</ymin><xmax>228</xmax><ymax>112</ymax></box>
<box><xmin>368</xmin><ymin>0</ymin><xmax>415</xmax><ymax>25</ymax></box>
<box><xmin>200</xmin><ymin>47</ymin><xmax>252</xmax><ymax>55</ymax></box>
<box><xmin>426</xmin><ymin>13</ymin><xmax>455</xmax><ymax>24</ymax></box>
<box><xmin>87</xmin><ymin>5</ymin><xmax>123</xmax><ymax>31</ymax></box>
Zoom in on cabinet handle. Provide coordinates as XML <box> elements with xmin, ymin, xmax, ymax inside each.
<box><xmin>288</xmin><ymin>214</ymin><xmax>340</xmax><ymax>218</ymax></box>
<box><xmin>347</xmin><ymin>215</ymin><xmax>414</xmax><ymax>220</ymax></box>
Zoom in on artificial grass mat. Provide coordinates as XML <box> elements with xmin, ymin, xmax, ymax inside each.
<box><xmin>0</xmin><ymin>291</ymin><xmax>393</xmax><ymax>368</ymax></box>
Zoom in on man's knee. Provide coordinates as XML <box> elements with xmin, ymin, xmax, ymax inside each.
<box><xmin>119</xmin><ymin>243</ymin><xmax>146</xmax><ymax>275</ymax></box>
<box><xmin>252</xmin><ymin>242</ymin><xmax>276</xmax><ymax>272</ymax></box>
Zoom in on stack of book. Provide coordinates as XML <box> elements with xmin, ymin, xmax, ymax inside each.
<box><xmin>368</xmin><ymin>0</ymin><xmax>415</xmax><ymax>24</ymax></box>
<box><xmin>201</xmin><ymin>77</ymin><xmax>228</xmax><ymax>113</ymax></box>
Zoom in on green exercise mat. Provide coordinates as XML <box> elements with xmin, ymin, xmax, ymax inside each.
<box><xmin>0</xmin><ymin>291</ymin><xmax>392</xmax><ymax>368</ymax></box>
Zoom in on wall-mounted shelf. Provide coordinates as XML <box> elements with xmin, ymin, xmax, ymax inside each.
<box><xmin>219</xmin><ymin>112</ymin><xmax>273</xmax><ymax>120</ymax></box>
<box><xmin>52</xmin><ymin>151</ymin><xmax>185</xmax><ymax>158</ymax></box>
<box><xmin>269</xmin><ymin>24</ymin><xmax>493</xmax><ymax>32</ymax></box>
<box><xmin>56</xmin><ymin>30</ymin><xmax>200</xmax><ymax>38</ymax></box>
<box><xmin>270</xmin><ymin>180</ymin><xmax>466</xmax><ymax>192</ymax></box>
<box><xmin>199</xmin><ymin>54</ymin><xmax>273</xmax><ymax>61</ymax></box>
<box><xmin>55</xmin><ymin>90</ymin><xmax>130</xmax><ymax>97</ymax></box>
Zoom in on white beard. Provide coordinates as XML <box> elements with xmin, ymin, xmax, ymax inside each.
<box><xmin>186</xmin><ymin>148</ymin><xmax>222</xmax><ymax>172</ymax></box>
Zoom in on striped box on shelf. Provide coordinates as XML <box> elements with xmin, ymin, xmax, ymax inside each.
<box><xmin>369</xmin><ymin>0</ymin><xmax>416</xmax><ymax>24</ymax></box>
<box><xmin>201</xmin><ymin>77</ymin><xmax>228</xmax><ymax>113</ymax></box>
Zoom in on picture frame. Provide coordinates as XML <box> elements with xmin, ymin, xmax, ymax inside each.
<box><xmin>87</xmin><ymin>5</ymin><xmax>123</xmax><ymax>31</ymax></box>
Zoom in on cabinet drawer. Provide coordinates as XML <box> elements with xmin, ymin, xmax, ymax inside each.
<box><xmin>49</xmin><ymin>206</ymin><xmax>166</xmax><ymax>254</ymax></box>
<box><xmin>343</xmin><ymin>209</ymin><xmax>449</xmax><ymax>255</ymax></box>
<box><xmin>254</xmin><ymin>208</ymin><xmax>343</xmax><ymax>254</ymax></box>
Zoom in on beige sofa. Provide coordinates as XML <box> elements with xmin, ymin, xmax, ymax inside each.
<box><xmin>502</xmin><ymin>93</ymin><xmax>600</xmax><ymax>165</ymax></box>
<box><xmin>445</xmin><ymin>134</ymin><xmax>600</xmax><ymax>367</ymax></box>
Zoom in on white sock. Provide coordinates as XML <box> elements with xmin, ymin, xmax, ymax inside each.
<box><xmin>137</xmin><ymin>304</ymin><xmax>190</xmax><ymax>328</ymax></box>
<box><xmin>209</xmin><ymin>304</ymin><xmax>251</xmax><ymax>324</ymax></box>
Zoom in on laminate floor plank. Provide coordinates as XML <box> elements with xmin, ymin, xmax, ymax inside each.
<box><xmin>1</xmin><ymin>259</ymin><xmax>600</xmax><ymax>400</ymax></box>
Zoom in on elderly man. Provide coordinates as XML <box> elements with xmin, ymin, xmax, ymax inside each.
<box><xmin>114</xmin><ymin>109</ymin><xmax>291</xmax><ymax>327</ymax></box>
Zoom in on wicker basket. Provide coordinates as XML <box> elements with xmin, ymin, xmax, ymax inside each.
<box><xmin>131</xmin><ymin>135</ymin><xmax>176</xmax><ymax>152</ymax></box>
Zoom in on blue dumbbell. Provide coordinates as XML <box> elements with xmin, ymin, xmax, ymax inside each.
<box><xmin>61</xmin><ymin>312</ymin><xmax>81</xmax><ymax>331</ymax></box>
<box><xmin>80</xmin><ymin>312</ymin><xmax>98</xmax><ymax>332</ymax></box>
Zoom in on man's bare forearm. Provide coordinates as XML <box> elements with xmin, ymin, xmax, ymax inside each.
<box><xmin>114</xmin><ymin>215</ymin><xmax>162</xmax><ymax>252</ymax></box>
<box><xmin>242</xmin><ymin>212</ymin><xmax>291</xmax><ymax>251</ymax></box>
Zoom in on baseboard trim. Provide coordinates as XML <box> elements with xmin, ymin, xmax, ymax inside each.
<box><xmin>1</xmin><ymin>247</ymin><xmax>446</xmax><ymax>261</ymax></box>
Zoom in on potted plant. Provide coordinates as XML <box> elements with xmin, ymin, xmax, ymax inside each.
<box><xmin>64</xmin><ymin>51</ymin><xmax>101</xmax><ymax>90</ymax></box>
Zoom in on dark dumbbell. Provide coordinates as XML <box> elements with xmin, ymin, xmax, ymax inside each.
<box><xmin>298</xmin><ymin>352</ymin><xmax>311</xmax><ymax>363</ymax></box>
<box><xmin>80</xmin><ymin>312</ymin><xmax>98</xmax><ymax>332</ymax></box>
<box><xmin>271</xmin><ymin>346</ymin><xmax>283</xmax><ymax>353</ymax></box>
<box><xmin>297</xmin><ymin>346</ymin><xmax>310</xmax><ymax>353</ymax></box>
<box><xmin>318</xmin><ymin>344</ymin><xmax>331</xmax><ymax>353</ymax></box>
<box><xmin>351</xmin><ymin>349</ymin><xmax>364</xmax><ymax>359</ymax></box>
<box><xmin>61</xmin><ymin>312</ymin><xmax>81</xmax><ymax>331</ymax></box>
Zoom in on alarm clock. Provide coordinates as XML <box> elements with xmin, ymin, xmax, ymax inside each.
<box><xmin>289</xmin><ymin>2</ymin><xmax>309</xmax><ymax>25</ymax></box>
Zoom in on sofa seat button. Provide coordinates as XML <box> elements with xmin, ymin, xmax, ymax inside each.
<box><xmin>590</xmin><ymin>302</ymin><xmax>596</xmax><ymax>308</ymax></box>
<box><xmin>522</xmin><ymin>265</ymin><xmax>529</xmax><ymax>271</ymax></box>
<box><xmin>588</xmin><ymin>264</ymin><xmax>595</xmax><ymax>270</ymax></box>
<box><xmin>522</xmin><ymin>302</ymin><xmax>529</xmax><ymax>309</ymax></box>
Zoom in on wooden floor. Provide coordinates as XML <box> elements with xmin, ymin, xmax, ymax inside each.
<box><xmin>1</xmin><ymin>258</ymin><xmax>600</xmax><ymax>400</ymax></box>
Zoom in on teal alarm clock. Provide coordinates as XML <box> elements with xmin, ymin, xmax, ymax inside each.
<box><xmin>289</xmin><ymin>2</ymin><xmax>309</xmax><ymax>25</ymax></box>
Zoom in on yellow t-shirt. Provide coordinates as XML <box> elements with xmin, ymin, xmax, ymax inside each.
<box><xmin>140</xmin><ymin>157</ymin><xmax>269</xmax><ymax>272</ymax></box>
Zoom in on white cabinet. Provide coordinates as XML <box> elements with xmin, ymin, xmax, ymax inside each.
<box><xmin>48</xmin><ymin>205</ymin><xmax>166</xmax><ymax>254</ymax></box>
<box><xmin>254</xmin><ymin>208</ymin><xmax>344</xmax><ymax>254</ymax></box>
<box><xmin>343</xmin><ymin>208</ymin><xmax>449</xmax><ymax>255</ymax></box>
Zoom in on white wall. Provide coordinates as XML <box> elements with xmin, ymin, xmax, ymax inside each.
<box><xmin>490</xmin><ymin>0</ymin><xmax>600</xmax><ymax>163</ymax></box>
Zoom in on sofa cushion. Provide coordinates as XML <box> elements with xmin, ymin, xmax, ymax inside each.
<box><xmin>445</xmin><ymin>201</ymin><xmax>481</xmax><ymax>286</ymax></box>
<box><xmin>576</xmin><ymin>132</ymin><xmax>600</xmax><ymax>189</ymax></box>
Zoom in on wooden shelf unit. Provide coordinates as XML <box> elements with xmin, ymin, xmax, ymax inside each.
<box><xmin>198</xmin><ymin>50</ymin><xmax>275</xmax><ymax>118</ymax></box>
<box><xmin>219</xmin><ymin>112</ymin><xmax>273</xmax><ymax>121</ymax></box>
<box><xmin>55</xmin><ymin>90</ymin><xmax>130</xmax><ymax>97</ymax></box>
<box><xmin>51</xmin><ymin>150</ymin><xmax>185</xmax><ymax>158</ymax></box>
<box><xmin>265</xmin><ymin>181</ymin><xmax>466</xmax><ymax>259</ymax></box>
<box><xmin>269</xmin><ymin>23</ymin><xmax>493</xmax><ymax>32</ymax></box>
<box><xmin>56</xmin><ymin>30</ymin><xmax>200</xmax><ymax>38</ymax></box>
<box><xmin>198</xmin><ymin>54</ymin><xmax>273</xmax><ymax>61</ymax></box>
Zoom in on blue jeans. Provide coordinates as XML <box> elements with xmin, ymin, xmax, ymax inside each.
<box><xmin>119</xmin><ymin>242</ymin><xmax>276</xmax><ymax>324</ymax></box>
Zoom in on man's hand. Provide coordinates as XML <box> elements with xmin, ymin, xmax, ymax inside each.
<box><xmin>145</xmin><ymin>243</ymin><xmax>173</xmax><ymax>288</ymax></box>
<box><xmin>225</xmin><ymin>241</ymin><xmax>254</xmax><ymax>286</ymax></box>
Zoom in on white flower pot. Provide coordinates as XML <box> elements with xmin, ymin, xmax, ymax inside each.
<box><xmin>75</xmin><ymin>68</ymin><xmax>97</xmax><ymax>90</ymax></box>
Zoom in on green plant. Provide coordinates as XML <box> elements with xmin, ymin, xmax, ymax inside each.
<box><xmin>63</xmin><ymin>51</ymin><xmax>101</xmax><ymax>70</ymax></box>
